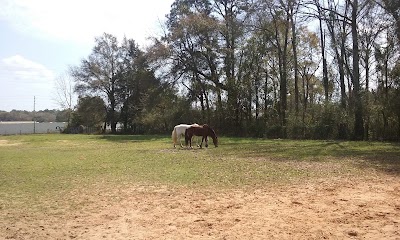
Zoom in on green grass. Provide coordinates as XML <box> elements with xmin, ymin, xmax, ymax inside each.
<box><xmin>0</xmin><ymin>134</ymin><xmax>399</xmax><ymax>202</ymax></box>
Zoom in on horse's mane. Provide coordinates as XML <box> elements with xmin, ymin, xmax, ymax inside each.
<box><xmin>210</xmin><ymin>128</ymin><xmax>217</xmax><ymax>138</ymax></box>
<box><xmin>202</xmin><ymin>124</ymin><xmax>217</xmax><ymax>138</ymax></box>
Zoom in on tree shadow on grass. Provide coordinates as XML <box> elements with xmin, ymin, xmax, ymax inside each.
<box><xmin>99</xmin><ymin>135</ymin><xmax>168</xmax><ymax>143</ymax></box>
<box><xmin>353</xmin><ymin>152</ymin><xmax>400</xmax><ymax>175</ymax></box>
<box><xmin>221</xmin><ymin>140</ymin><xmax>400</xmax><ymax>175</ymax></box>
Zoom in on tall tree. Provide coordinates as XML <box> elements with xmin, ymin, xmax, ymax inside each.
<box><xmin>312</xmin><ymin>0</ymin><xmax>365</xmax><ymax>139</ymax></box>
<box><xmin>314</xmin><ymin>0</ymin><xmax>330</xmax><ymax>103</ymax></box>
<box><xmin>166</xmin><ymin>0</ymin><xmax>222</xmax><ymax>125</ymax></box>
<box><xmin>118</xmin><ymin>38</ymin><xmax>160</xmax><ymax>133</ymax></box>
<box><xmin>72</xmin><ymin>96</ymin><xmax>106</xmax><ymax>129</ymax></box>
<box><xmin>54</xmin><ymin>74</ymin><xmax>76</xmax><ymax>125</ymax></box>
<box><xmin>350</xmin><ymin>0</ymin><xmax>365</xmax><ymax>140</ymax></box>
<box><xmin>214</xmin><ymin>0</ymin><xmax>247</xmax><ymax>133</ymax></box>
<box><xmin>324</xmin><ymin>0</ymin><xmax>349</xmax><ymax>110</ymax></box>
<box><xmin>359</xmin><ymin>1</ymin><xmax>387</xmax><ymax>139</ymax></box>
<box><xmin>268</xmin><ymin>0</ymin><xmax>291</xmax><ymax>138</ymax></box>
<box><xmin>71</xmin><ymin>33</ymin><xmax>122</xmax><ymax>133</ymax></box>
<box><xmin>289</xmin><ymin>0</ymin><xmax>300</xmax><ymax>115</ymax></box>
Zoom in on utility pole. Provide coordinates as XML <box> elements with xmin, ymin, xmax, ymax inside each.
<box><xmin>33</xmin><ymin>96</ymin><xmax>36</xmax><ymax>134</ymax></box>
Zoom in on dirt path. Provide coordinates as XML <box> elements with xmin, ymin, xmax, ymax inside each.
<box><xmin>2</xmin><ymin>175</ymin><xmax>400</xmax><ymax>239</ymax></box>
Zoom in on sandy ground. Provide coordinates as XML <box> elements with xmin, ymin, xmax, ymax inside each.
<box><xmin>2</xmin><ymin>175</ymin><xmax>399</xmax><ymax>240</ymax></box>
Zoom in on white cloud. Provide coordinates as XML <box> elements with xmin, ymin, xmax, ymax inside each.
<box><xmin>0</xmin><ymin>0</ymin><xmax>173</xmax><ymax>46</ymax></box>
<box><xmin>0</xmin><ymin>55</ymin><xmax>57</xmax><ymax>110</ymax></box>
<box><xmin>2</xmin><ymin>55</ymin><xmax>54</xmax><ymax>81</ymax></box>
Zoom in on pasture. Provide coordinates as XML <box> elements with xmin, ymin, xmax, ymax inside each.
<box><xmin>0</xmin><ymin>134</ymin><xmax>399</xmax><ymax>239</ymax></box>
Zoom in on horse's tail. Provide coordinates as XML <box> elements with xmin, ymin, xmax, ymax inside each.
<box><xmin>172</xmin><ymin>128</ymin><xmax>177</xmax><ymax>147</ymax></box>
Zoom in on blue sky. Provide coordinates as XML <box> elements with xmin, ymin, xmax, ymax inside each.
<box><xmin>0</xmin><ymin>0</ymin><xmax>174</xmax><ymax>111</ymax></box>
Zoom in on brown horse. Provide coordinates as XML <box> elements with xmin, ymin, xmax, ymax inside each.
<box><xmin>185</xmin><ymin>124</ymin><xmax>218</xmax><ymax>148</ymax></box>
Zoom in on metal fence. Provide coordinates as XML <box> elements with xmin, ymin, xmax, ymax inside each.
<box><xmin>0</xmin><ymin>122</ymin><xmax>67</xmax><ymax>135</ymax></box>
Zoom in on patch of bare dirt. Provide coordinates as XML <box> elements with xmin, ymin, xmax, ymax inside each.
<box><xmin>2</xmin><ymin>175</ymin><xmax>399</xmax><ymax>239</ymax></box>
<box><xmin>0</xmin><ymin>140</ymin><xmax>21</xmax><ymax>146</ymax></box>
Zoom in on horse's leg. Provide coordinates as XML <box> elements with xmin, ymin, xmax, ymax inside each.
<box><xmin>191</xmin><ymin>136</ymin><xmax>198</xmax><ymax>147</ymax></box>
<box><xmin>172</xmin><ymin>129</ymin><xmax>176</xmax><ymax>148</ymax></box>
<box><xmin>180</xmin><ymin>134</ymin><xmax>184</xmax><ymax>147</ymax></box>
<box><xmin>205</xmin><ymin>136</ymin><xmax>209</xmax><ymax>148</ymax></box>
<box><xmin>184</xmin><ymin>133</ymin><xmax>188</xmax><ymax>148</ymax></box>
<box><xmin>195</xmin><ymin>136</ymin><xmax>200</xmax><ymax>148</ymax></box>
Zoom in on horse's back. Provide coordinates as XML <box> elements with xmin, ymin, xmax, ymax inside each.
<box><xmin>186</xmin><ymin>125</ymin><xmax>203</xmax><ymax>136</ymax></box>
<box><xmin>174</xmin><ymin>124</ymin><xmax>194</xmax><ymax>136</ymax></box>
<box><xmin>175</xmin><ymin>123</ymin><xmax>199</xmax><ymax>128</ymax></box>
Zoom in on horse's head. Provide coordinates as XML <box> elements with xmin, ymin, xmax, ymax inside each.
<box><xmin>204</xmin><ymin>125</ymin><xmax>218</xmax><ymax>147</ymax></box>
<box><xmin>212</xmin><ymin>136</ymin><xmax>218</xmax><ymax>147</ymax></box>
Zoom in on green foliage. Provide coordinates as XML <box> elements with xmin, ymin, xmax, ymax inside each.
<box><xmin>141</xmin><ymin>88</ymin><xmax>200</xmax><ymax>134</ymax></box>
<box><xmin>70</xmin><ymin>96</ymin><xmax>106</xmax><ymax>128</ymax></box>
<box><xmin>283</xmin><ymin>104</ymin><xmax>354</xmax><ymax>140</ymax></box>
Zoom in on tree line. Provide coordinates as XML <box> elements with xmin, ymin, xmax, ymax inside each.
<box><xmin>64</xmin><ymin>0</ymin><xmax>399</xmax><ymax>140</ymax></box>
<box><xmin>0</xmin><ymin>109</ymin><xmax>69</xmax><ymax>122</ymax></box>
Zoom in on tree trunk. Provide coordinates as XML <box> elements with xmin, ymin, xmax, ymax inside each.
<box><xmin>364</xmin><ymin>41</ymin><xmax>370</xmax><ymax>140</ymax></box>
<box><xmin>351</xmin><ymin>0</ymin><xmax>364</xmax><ymax>140</ymax></box>
<box><xmin>255</xmin><ymin>64</ymin><xmax>261</xmax><ymax>120</ymax></box>
<box><xmin>339</xmin><ymin>30</ymin><xmax>347</xmax><ymax>109</ymax></box>
<box><xmin>319</xmin><ymin>17</ymin><xmax>329</xmax><ymax>103</ymax></box>
<box><xmin>327</xmin><ymin>11</ymin><xmax>347</xmax><ymax>109</ymax></box>
<box><xmin>109</xmin><ymin>94</ymin><xmax>117</xmax><ymax>134</ymax></box>
<box><xmin>199</xmin><ymin>93</ymin><xmax>206</xmax><ymax>123</ymax></box>
<box><xmin>264</xmin><ymin>69</ymin><xmax>269</xmax><ymax>124</ymax></box>
<box><xmin>275</xmin><ymin>11</ymin><xmax>290</xmax><ymax>138</ymax></box>
<box><xmin>290</xmin><ymin>2</ymin><xmax>299</xmax><ymax>115</ymax></box>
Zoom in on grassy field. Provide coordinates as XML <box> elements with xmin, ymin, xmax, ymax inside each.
<box><xmin>1</xmin><ymin>134</ymin><xmax>399</xmax><ymax>239</ymax></box>
<box><xmin>1</xmin><ymin>134</ymin><xmax>399</xmax><ymax>196</ymax></box>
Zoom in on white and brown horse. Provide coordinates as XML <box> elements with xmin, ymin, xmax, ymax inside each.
<box><xmin>171</xmin><ymin>123</ymin><xmax>199</xmax><ymax>148</ymax></box>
